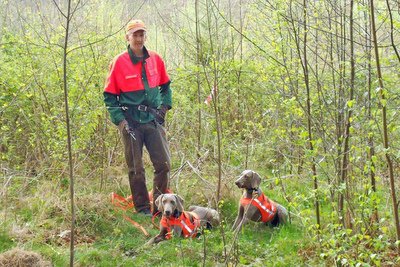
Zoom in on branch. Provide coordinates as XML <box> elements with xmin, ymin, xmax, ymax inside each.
<box><xmin>67</xmin><ymin>0</ymin><xmax>147</xmax><ymax>55</ymax></box>
<box><xmin>186</xmin><ymin>161</ymin><xmax>215</xmax><ymax>189</ymax></box>
<box><xmin>52</xmin><ymin>0</ymin><xmax>67</xmax><ymax>19</ymax></box>
<box><xmin>209</xmin><ymin>0</ymin><xmax>285</xmax><ymax>68</ymax></box>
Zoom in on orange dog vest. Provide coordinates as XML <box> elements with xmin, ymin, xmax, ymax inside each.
<box><xmin>240</xmin><ymin>193</ymin><xmax>277</xmax><ymax>223</ymax></box>
<box><xmin>160</xmin><ymin>212</ymin><xmax>200</xmax><ymax>239</ymax></box>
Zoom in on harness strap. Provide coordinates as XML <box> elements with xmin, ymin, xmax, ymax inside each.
<box><xmin>253</xmin><ymin>198</ymin><xmax>275</xmax><ymax>215</ymax></box>
<box><xmin>240</xmin><ymin>193</ymin><xmax>277</xmax><ymax>223</ymax></box>
<box><xmin>180</xmin><ymin>219</ymin><xmax>194</xmax><ymax>236</ymax></box>
<box><xmin>161</xmin><ymin>211</ymin><xmax>199</xmax><ymax>239</ymax></box>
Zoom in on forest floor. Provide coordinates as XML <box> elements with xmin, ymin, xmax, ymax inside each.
<box><xmin>1</xmin><ymin>168</ymin><xmax>396</xmax><ymax>266</ymax></box>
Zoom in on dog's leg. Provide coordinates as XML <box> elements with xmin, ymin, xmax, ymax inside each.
<box><xmin>145</xmin><ymin>228</ymin><xmax>168</xmax><ymax>245</ymax></box>
<box><xmin>232</xmin><ymin>205</ymin><xmax>245</xmax><ymax>231</ymax></box>
<box><xmin>276</xmin><ymin>203</ymin><xmax>288</xmax><ymax>224</ymax></box>
<box><xmin>172</xmin><ymin>225</ymin><xmax>183</xmax><ymax>237</ymax></box>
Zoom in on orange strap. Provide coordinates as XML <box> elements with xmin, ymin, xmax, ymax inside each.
<box><xmin>111</xmin><ymin>192</ymin><xmax>149</xmax><ymax>237</ymax></box>
<box><xmin>111</xmin><ymin>192</ymin><xmax>134</xmax><ymax>211</ymax></box>
<box><xmin>123</xmin><ymin>215</ymin><xmax>149</xmax><ymax>237</ymax></box>
<box><xmin>111</xmin><ymin>189</ymin><xmax>173</xmax><ymax>236</ymax></box>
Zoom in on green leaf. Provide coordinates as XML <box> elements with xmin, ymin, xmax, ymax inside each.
<box><xmin>347</xmin><ymin>100</ymin><xmax>355</xmax><ymax>108</ymax></box>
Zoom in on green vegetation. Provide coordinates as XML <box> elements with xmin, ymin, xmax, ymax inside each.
<box><xmin>1</xmin><ymin>175</ymin><xmax>307</xmax><ymax>266</ymax></box>
<box><xmin>1</xmin><ymin>0</ymin><xmax>400</xmax><ymax>266</ymax></box>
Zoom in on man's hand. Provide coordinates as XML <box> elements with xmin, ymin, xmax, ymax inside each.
<box><xmin>118</xmin><ymin>119</ymin><xmax>130</xmax><ymax>132</ymax></box>
<box><xmin>119</xmin><ymin>119</ymin><xmax>136</xmax><ymax>140</ymax></box>
<box><xmin>156</xmin><ymin>105</ymin><xmax>169</xmax><ymax>125</ymax></box>
<box><xmin>158</xmin><ymin>105</ymin><xmax>169</xmax><ymax>118</ymax></box>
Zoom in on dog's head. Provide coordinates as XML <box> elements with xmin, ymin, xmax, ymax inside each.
<box><xmin>235</xmin><ymin>170</ymin><xmax>262</xmax><ymax>189</ymax></box>
<box><xmin>154</xmin><ymin>193</ymin><xmax>184</xmax><ymax>217</ymax></box>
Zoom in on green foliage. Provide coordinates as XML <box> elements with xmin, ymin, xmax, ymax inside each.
<box><xmin>1</xmin><ymin>0</ymin><xmax>400</xmax><ymax>265</ymax></box>
<box><xmin>311</xmin><ymin>223</ymin><xmax>398</xmax><ymax>266</ymax></box>
<box><xmin>0</xmin><ymin>231</ymin><xmax>14</xmax><ymax>251</ymax></box>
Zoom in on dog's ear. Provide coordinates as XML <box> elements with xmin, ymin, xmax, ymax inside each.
<box><xmin>155</xmin><ymin>194</ymin><xmax>164</xmax><ymax>212</ymax></box>
<box><xmin>251</xmin><ymin>171</ymin><xmax>261</xmax><ymax>188</ymax></box>
<box><xmin>174</xmin><ymin>194</ymin><xmax>184</xmax><ymax>212</ymax></box>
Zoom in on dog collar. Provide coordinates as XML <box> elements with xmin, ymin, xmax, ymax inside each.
<box><xmin>173</xmin><ymin>210</ymin><xmax>182</xmax><ymax>218</ymax></box>
<box><xmin>246</xmin><ymin>188</ymin><xmax>259</xmax><ymax>194</ymax></box>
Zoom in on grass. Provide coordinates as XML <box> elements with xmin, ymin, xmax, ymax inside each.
<box><xmin>1</xmin><ymin>170</ymin><xmax>397</xmax><ymax>266</ymax></box>
<box><xmin>0</xmin><ymin>173</ymin><xmax>307</xmax><ymax>266</ymax></box>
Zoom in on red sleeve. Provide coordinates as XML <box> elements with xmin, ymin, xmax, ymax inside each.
<box><xmin>104</xmin><ymin>57</ymin><xmax>120</xmax><ymax>95</ymax></box>
<box><xmin>156</xmin><ymin>55</ymin><xmax>170</xmax><ymax>86</ymax></box>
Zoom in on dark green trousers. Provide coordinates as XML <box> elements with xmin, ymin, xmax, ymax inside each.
<box><xmin>120</xmin><ymin>121</ymin><xmax>170</xmax><ymax>213</ymax></box>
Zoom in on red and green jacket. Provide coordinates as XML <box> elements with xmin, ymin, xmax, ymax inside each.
<box><xmin>104</xmin><ymin>46</ymin><xmax>172</xmax><ymax>125</ymax></box>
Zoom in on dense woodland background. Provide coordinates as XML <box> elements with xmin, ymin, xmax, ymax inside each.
<box><xmin>1</xmin><ymin>0</ymin><xmax>400</xmax><ymax>266</ymax></box>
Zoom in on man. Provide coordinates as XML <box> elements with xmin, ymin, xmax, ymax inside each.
<box><xmin>104</xmin><ymin>19</ymin><xmax>171</xmax><ymax>216</ymax></box>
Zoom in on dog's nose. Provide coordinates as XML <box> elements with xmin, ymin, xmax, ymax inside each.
<box><xmin>235</xmin><ymin>180</ymin><xmax>241</xmax><ymax>187</ymax></box>
<box><xmin>165</xmin><ymin>210</ymin><xmax>171</xmax><ymax>216</ymax></box>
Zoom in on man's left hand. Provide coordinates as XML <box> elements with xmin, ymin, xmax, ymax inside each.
<box><xmin>158</xmin><ymin>105</ymin><xmax>168</xmax><ymax>118</ymax></box>
<box><xmin>156</xmin><ymin>105</ymin><xmax>169</xmax><ymax>125</ymax></box>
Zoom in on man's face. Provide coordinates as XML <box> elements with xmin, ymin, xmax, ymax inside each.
<box><xmin>126</xmin><ymin>30</ymin><xmax>146</xmax><ymax>52</ymax></box>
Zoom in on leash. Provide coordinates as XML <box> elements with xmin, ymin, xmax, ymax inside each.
<box><xmin>151</xmin><ymin>211</ymin><xmax>162</xmax><ymax>229</ymax></box>
<box><xmin>225</xmin><ymin>193</ymin><xmax>257</xmax><ymax>265</ymax></box>
<box><xmin>111</xmin><ymin>189</ymin><xmax>173</xmax><ymax>234</ymax></box>
<box><xmin>111</xmin><ymin>192</ymin><xmax>149</xmax><ymax>237</ymax></box>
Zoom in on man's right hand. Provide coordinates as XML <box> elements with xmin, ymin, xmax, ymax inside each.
<box><xmin>119</xmin><ymin>119</ymin><xmax>136</xmax><ymax>140</ymax></box>
<box><xmin>118</xmin><ymin>119</ymin><xmax>130</xmax><ymax>132</ymax></box>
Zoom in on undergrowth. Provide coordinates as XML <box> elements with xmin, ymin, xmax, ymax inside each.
<box><xmin>0</xmin><ymin>171</ymin><xmax>398</xmax><ymax>266</ymax></box>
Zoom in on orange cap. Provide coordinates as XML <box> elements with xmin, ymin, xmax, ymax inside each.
<box><xmin>126</xmin><ymin>19</ymin><xmax>146</xmax><ymax>34</ymax></box>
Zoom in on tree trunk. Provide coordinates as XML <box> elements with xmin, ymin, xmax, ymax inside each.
<box><xmin>302</xmin><ymin>0</ymin><xmax>321</xmax><ymax>228</ymax></box>
<box><xmin>339</xmin><ymin>0</ymin><xmax>355</xmax><ymax>229</ymax></box>
<box><xmin>370</xmin><ymin>0</ymin><xmax>400</xmax><ymax>252</ymax></box>
<box><xmin>195</xmin><ymin>0</ymin><xmax>202</xmax><ymax>157</ymax></box>
<box><xmin>59</xmin><ymin>0</ymin><xmax>76</xmax><ymax>264</ymax></box>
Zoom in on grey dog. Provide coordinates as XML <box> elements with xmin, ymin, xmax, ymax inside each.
<box><xmin>146</xmin><ymin>193</ymin><xmax>220</xmax><ymax>245</ymax></box>
<box><xmin>232</xmin><ymin>170</ymin><xmax>288</xmax><ymax>231</ymax></box>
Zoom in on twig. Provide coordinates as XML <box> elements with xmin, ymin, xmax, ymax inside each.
<box><xmin>1</xmin><ymin>175</ymin><xmax>13</xmax><ymax>197</ymax></box>
<box><xmin>186</xmin><ymin>161</ymin><xmax>215</xmax><ymax>188</ymax></box>
<box><xmin>170</xmin><ymin>160</ymin><xmax>187</xmax><ymax>181</ymax></box>
<box><xmin>224</xmin><ymin>194</ymin><xmax>256</xmax><ymax>265</ymax></box>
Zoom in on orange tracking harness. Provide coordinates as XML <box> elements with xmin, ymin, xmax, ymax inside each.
<box><xmin>160</xmin><ymin>212</ymin><xmax>200</xmax><ymax>239</ymax></box>
<box><xmin>240</xmin><ymin>193</ymin><xmax>277</xmax><ymax>223</ymax></box>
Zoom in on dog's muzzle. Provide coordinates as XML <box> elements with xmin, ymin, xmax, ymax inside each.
<box><xmin>235</xmin><ymin>180</ymin><xmax>244</xmax><ymax>188</ymax></box>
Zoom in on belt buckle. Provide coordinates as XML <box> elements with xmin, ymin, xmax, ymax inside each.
<box><xmin>137</xmin><ymin>105</ymin><xmax>147</xmax><ymax>112</ymax></box>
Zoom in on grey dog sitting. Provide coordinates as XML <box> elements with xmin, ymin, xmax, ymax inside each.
<box><xmin>232</xmin><ymin>170</ymin><xmax>288</xmax><ymax>231</ymax></box>
<box><xmin>146</xmin><ymin>193</ymin><xmax>220</xmax><ymax>245</ymax></box>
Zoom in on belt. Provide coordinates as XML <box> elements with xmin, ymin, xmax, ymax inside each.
<box><xmin>121</xmin><ymin>104</ymin><xmax>164</xmax><ymax>125</ymax></box>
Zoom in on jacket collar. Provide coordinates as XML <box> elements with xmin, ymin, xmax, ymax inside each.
<box><xmin>127</xmin><ymin>45</ymin><xmax>150</xmax><ymax>64</ymax></box>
